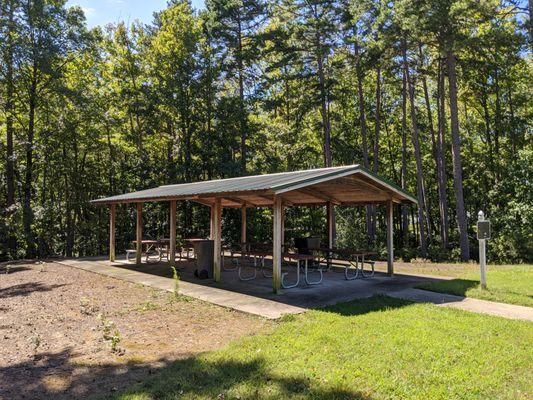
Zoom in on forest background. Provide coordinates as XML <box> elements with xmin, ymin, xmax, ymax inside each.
<box><xmin>0</xmin><ymin>0</ymin><xmax>531</xmax><ymax>263</ymax></box>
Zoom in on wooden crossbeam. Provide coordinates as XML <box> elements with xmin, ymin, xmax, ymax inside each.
<box><xmin>219</xmin><ymin>197</ymin><xmax>244</xmax><ymax>207</ymax></box>
<box><xmin>297</xmin><ymin>187</ymin><xmax>341</xmax><ymax>205</ymax></box>
<box><xmin>337</xmin><ymin>177</ymin><xmax>386</xmax><ymax>194</ymax></box>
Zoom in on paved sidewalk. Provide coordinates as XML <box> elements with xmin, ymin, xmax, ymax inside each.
<box><xmin>55</xmin><ymin>258</ymin><xmax>307</xmax><ymax>319</ymax></box>
<box><xmin>388</xmin><ymin>288</ymin><xmax>533</xmax><ymax>321</ymax></box>
<box><xmin>55</xmin><ymin>258</ymin><xmax>533</xmax><ymax>321</ymax></box>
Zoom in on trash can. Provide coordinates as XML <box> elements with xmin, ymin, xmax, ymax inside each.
<box><xmin>192</xmin><ymin>240</ymin><xmax>214</xmax><ymax>279</ymax></box>
<box><xmin>294</xmin><ymin>236</ymin><xmax>321</xmax><ymax>254</ymax></box>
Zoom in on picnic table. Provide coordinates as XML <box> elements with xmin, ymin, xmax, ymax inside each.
<box><xmin>226</xmin><ymin>244</ymin><xmax>322</xmax><ymax>288</ymax></box>
<box><xmin>309</xmin><ymin>247</ymin><xmax>377</xmax><ymax>280</ymax></box>
<box><xmin>129</xmin><ymin>239</ymin><xmax>170</xmax><ymax>262</ymax></box>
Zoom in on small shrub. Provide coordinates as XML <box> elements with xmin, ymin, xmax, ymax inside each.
<box><xmin>80</xmin><ymin>297</ymin><xmax>99</xmax><ymax>315</ymax></box>
<box><xmin>137</xmin><ymin>300</ymin><xmax>159</xmax><ymax>312</ymax></box>
<box><xmin>29</xmin><ymin>335</ymin><xmax>41</xmax><ymax>353</ymax></box>
<box><xmin>97</xmin><ymin>313</ymin><xmax>124</xmax><ymax>355</ymax></box>
<box><xmin>171</xmin><ymin>266</ymin><xmax>180</xmax><ymax>298</ymax></box>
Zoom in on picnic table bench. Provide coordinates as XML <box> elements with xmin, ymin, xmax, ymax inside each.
<box><xmin>129</xmin><ymin>239</ymin><xmax>171</xmax><ymax>262</ymax></box>
<box><xmin>309</xmin><ymin>247</ymin><xmax>377</xmax><ymax>280</ymax></box>
<box><xmin>226</xmin><ymin>243</ymin><xmax>322</xmax><ymax>288</ymax></box>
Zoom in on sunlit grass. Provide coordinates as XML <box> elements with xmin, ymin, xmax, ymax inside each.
<box><xmin>107</xmin><ymin>296</ymin><xmax>532</xmax><ymax>400</ymax></box>
<box><xmin>415</xmin><ymin>265</ymin><xmax>533</xmax><ymax>306</ymax></box>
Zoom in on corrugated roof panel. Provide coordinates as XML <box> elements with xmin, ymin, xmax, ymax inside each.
<box><xmin>90</xmin><ymin>165</ymin><xmax>417</xmax><ymax>204</ymax></box>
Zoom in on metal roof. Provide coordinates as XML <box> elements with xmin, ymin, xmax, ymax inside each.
<box><xmin>90</xmin><ymin>165</ymin><xmax>417</xmax><ymax>205</ymax></box>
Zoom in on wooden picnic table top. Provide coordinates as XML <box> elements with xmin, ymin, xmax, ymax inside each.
<box><xmin>132</xmin><ymin>239</ymin><xmax>160</xmax><ymax>245</ymax></box>
<box><xmin>230</xmin><ymin>248</ymin><xmax>314</xmax><ymax>261</ymax></box>
<box><xmin>309</xmin><ymin>247</ymin><xmax>378</xmax><ymax>256</ymax></box>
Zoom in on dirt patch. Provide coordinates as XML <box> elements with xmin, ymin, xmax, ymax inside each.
<box><xmin>0</xmin><ymin>262</ymin><xmax>273</xmax><ymax>400</ymax></box>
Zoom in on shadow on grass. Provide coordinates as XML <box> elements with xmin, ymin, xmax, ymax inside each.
<box><xmin>0</xmin><ymin>348</ymin><xmax>373</xmax><ymax>400</ymax></box>
<box><xmin>415</xmin><ymin>279</ymin><xmax>479</xmax><ymax>297</ymax></box>
<box><xmin>320</xmin><ymin>294</ymin><xmax>414</xmax><ymax>317</ymax></box>
<box><xmin>0</xmin><ymin>282</ymin><xmax>67</xmax><ymax>299</ymax></box>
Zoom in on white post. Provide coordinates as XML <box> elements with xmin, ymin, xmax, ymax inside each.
<box><xmin>478</xmin><ymin>210</ymin><xmax>487</xmax><ymax>289</ymax></box>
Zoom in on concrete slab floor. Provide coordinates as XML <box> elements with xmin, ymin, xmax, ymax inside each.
<box><xmin>54</xmin><ymin>256</ymin><xmax>533</xmax><ymax>321</ymax></box>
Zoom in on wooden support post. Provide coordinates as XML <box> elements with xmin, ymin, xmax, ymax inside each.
<box><xmin>281</xmin><ymin>202</ymin><xmax>285</xmax><ymax>251</ymax></box>
<box><xmin>209</xmin><ymin>205</ymin><xmax>215</xmax><ymax>240</ymax></box>
<box><xmin>386</xmin><ymin>200</ymin><xmax>394</xmax><ymax>276</ymax></box>
<box><xmin>169</xmin><ymin>200</ymin><xmax>176</xmax><ymax>267</ymax></box>
<box><xmin>213</xmin><ymin>198</ymin><xmax>222</xmax><ymax>282</ymax></box>
<box><xmin>109</xmin><ymin>204</ymin><xmax>116</xmax><ymax>262</ymax></box>
<box><xmin>326</xmin><ymin>201</ymin><xmax>334</xmax><ymax>249</ymax></box>
<box><xmin>326</xmin><ymin>201</ymin><xmax>334</xmax><ymax>268</ymax></box>
<box><xmin>241</xmin><ymin>204</ymin><xmax>247</xmax><ymax>244</ymax></box>
<box><xmin>272</xmin><ymin>196</ymin><xmax>283</xmax><ymax>293</ymax></box>
<box><xmin>136</xmin><ymin>203</ymin><xmax>142</xmax><ymax>264</ymax></box>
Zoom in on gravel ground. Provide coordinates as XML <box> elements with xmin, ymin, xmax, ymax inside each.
<box><xmin>0</xmin><ymin>261</ymin><xmax>272</xmax><ymax>400</ymax></box>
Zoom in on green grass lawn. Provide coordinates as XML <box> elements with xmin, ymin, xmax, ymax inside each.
<box><xmin>106</xmin><ymin>296</ymin><xmax>532</xmax><ymax>400</ymax></box>
<box><xmin>414</xmin><ymin>265</ymin><xmax>533</xmax><ymax>307</ymax></box>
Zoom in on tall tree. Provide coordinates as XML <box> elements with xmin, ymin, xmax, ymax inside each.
<box><xmin>207</xmin><ymin>0</ymin><xmax>266</xmax><ymax>173</ymax></box>
<box><xmin>402</xmin><ymin>37</ymin><xmax>428</xmax><ymax>256</ymax></box>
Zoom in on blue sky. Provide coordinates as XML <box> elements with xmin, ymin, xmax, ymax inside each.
<box><xmin>67</xmin><ymin>0</ymin><xmax>205</xmax><ymax>28</ymax></box>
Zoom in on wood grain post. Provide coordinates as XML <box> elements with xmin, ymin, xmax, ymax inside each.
<box><xmin>136</xmin><ymin>203</ymin><xmax>142</xmax><ymax>264</ymax></box>
<box><xmin>241</xmin><ymin>204</ymin><xmax>247</xmax><ymax>244</ymax></box>
<box><xmin>169</xmin><ymin>200</ymin><xmax>176</xmax><ymax>267</ymax></box>
<box><xmin>213</xmin><ymin>198</ymin><xmax>222</xmax><ymax>282</ymax></box>
<box><xmin>386</xmin><ymin>199</ymin><xmax>394</xmax><ymax>276</ymax></box>
<box><xmin>326</xmin><ymin>201</ymin><xmax>334</xmax><ymax>249</ymax></box>
<box><xmin>209</xmin><ymin>205</ymin><xmax>215</xmax><ymax>240</ymax></box>
<box><xmin>272</xmin><ymin>196</ymin><xmax>283</xmax><ymax>293</ymax></box>
<box><xmin>326</xmin><ymin>201</ymin><xmax>334</xmax><ymax>268</ymax></box>
<box><xmin>109</xmin><ymin>204</ymin><xmax>116</xmax><ymax>262</ymax></box>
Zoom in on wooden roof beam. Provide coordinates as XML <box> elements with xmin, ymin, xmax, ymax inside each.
<box><xmin>337</xmin><ymin>177</ymin><xmax>387</xmax><ymax>195</ymax></box>
<box><xmin>220</xmin><ymin>197</ymin><xmax>246</xmax><ymax>207</ymax></box>
<box><xmin>297</xmin><ymin>187</ymin><xmax>341</xmax><ymax>205</ymax></box>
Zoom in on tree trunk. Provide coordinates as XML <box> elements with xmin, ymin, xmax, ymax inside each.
<box><xmin>316</xmin><ymin>30</ymin><xmax>332</xmax><ymax>168</ymax></box>
<box><xmin>421</xmin><ymin>45</ymin><xmax>448</xmax><ymax>248</ymax></box>
<box><xmin>527</xmin><ymin>0</ymin><xmax>533</xmax><ymax>52</ymax></box>
<box><xmin>354</xmin><ymin>41</ymin><xmax>373</xmax><ymax>243</ymax></box>
<box><xmin>368</xmin><ymin>66</ymin><xmax>381</xmax><ymax>243</ymax></box>
<box><xmin>402</xmin><ymin>39</ymin><xmax>427</xmax><ymax>257</ymax></box>
<box><xmin>5</xmin><ymin>0</ymin><xmax>15</xmax><ymax>210</ymax></box>
<box><xmin>446</xmin><ymin>50</ymin><xmax>470</xmax><ymax>261</ymax></box>
<box><xmin>436</xmin><ymin>59</ymin><xmax>450</xmax><ymax>248</ymax></box>
<box><xmin>401</xmin><ymin>61</ymin><xmax>409</xmax><ymax>246</ymax></box>
<box><xmin>237</xmin><ymin>10</ymin><xmax>247</xmax><ymax>174</ymax></box>
<box><xmin>24</xmin><ymin>63</ymin><xmax>38</xmax><ymax>258</ymax></box>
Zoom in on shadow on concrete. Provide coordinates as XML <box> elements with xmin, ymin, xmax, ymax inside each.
<box><xmin>0</xmin><ymin>282</ymin><xmax>67</xmax><ymax>299</ymax></box>
<box><xmin>0</xmin><ymin>347</ymin><xmax>373</xmax><ymax>400</ymax></box>
<box><xmin>104</xmin><ymin>257</ymin><xmax>448</xmax><ymax>311</ymax></box>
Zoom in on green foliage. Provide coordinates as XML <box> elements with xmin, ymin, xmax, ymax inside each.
<box><xmin>0</xmin><ymin>0</ymin><xmax>531</xmax><ymax>263</ymax></box>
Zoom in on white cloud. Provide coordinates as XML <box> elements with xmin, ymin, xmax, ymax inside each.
<box><xmin>82</xmin><ymin>6</ymin><xmax>96</xmax><ymax>17</ymax></box>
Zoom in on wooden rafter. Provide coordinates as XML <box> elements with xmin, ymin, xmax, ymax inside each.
<box><xmin>297</xmin><ymin>187</ymin><xmax>341</xmax><ymax>205</ymax></box>
<box><xmin>337</xmin><ymin>177</ymin><xmax>386</xmax><ymax>195</ymax></box>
